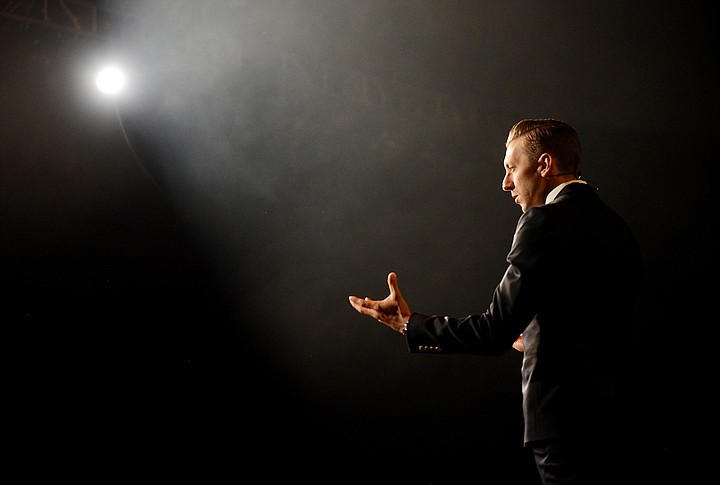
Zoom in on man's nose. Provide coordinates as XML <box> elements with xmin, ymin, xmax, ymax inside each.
<box><xmin>502</xmin><ymin>175</ymin><xmax>512</xmax><ymax>191</ymax></box>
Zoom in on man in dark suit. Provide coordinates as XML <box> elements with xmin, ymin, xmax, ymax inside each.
<box><xmin>349</xmin><ymin>119</ymin><xmax>645</xmax><ymax>484</ymax></box>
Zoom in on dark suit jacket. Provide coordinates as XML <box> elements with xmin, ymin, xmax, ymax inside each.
<box><xmin>406</xmin><ymin>182</ymin><xmax>643</xmax><ymax>445</ymax></box>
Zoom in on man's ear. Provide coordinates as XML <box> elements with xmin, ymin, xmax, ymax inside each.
<box><xmin>537</xmin><ymin>153</ymin><xmax>552</xmax><ymax>177</ymax></box>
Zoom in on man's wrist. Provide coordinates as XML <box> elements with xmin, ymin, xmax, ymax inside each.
<box><xmin>401</xmin><ymin>314</ymin><xmax>411</xmax><ymax>335</ymax></box>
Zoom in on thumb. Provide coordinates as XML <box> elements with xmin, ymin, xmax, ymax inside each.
<box><xmin>388</xmin><ymin>271</ymin><xmax>412</xmax><ymax>321</ymax></box>
<box><xmin>387</xmin><ymin>271</ymin><xmax>399</xmax><ymax>298</ymax></box>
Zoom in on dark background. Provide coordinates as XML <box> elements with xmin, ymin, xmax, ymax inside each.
<box><xmin>2</xmin><ymin>1</ymin><xmax>713</xmax><ymax>482</ymax></box>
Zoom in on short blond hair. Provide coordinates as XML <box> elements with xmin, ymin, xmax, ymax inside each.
<box><xmin>506</xmin><ymin>119</ymin><xmax>582</xmax><ymax>176</ymax></box>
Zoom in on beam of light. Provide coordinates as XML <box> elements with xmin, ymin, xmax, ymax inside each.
<box><xmin>91</xmin><ymin>63</ymin><xmax>163</xmax><ymax>192</ymax></box>
<box><xmin>95</xmin><ymin>65</ymin><xmax>126</xmax><ymax>95</ymax></box>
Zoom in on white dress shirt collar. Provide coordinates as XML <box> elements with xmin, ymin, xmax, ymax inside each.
<box><xmin>546</xmin><ymin>179</ymin><xmax>587</xmax><ymax>204</ymax></box>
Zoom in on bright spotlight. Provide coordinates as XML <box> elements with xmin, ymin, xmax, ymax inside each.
<box><xmin>96</xmin><ymin>65</ymin><xmax>126</xmax><ymax>95</ymax></box>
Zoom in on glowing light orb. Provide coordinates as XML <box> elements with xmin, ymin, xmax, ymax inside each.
<box><xmin>96</xmin><ymin>66</ymin><xmax>126</xmax><ymax>95</ymax></box>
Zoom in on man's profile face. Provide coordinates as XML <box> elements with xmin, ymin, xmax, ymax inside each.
<box><xmin>502</xmin><ymin>138</ymin><xmax>546</xmax><ymax>212</ymax></box>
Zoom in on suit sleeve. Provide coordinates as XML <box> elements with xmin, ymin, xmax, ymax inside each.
<box><xmin>405</xmin><ymin>209</ymin><xmax>551</xmax><ymax>356</ymax></box>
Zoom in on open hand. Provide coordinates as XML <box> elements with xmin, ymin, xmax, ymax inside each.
<box><xmin>348</xmin><ymin>272</ymin><xmax>411</xmax><ymax>334</ymax></box>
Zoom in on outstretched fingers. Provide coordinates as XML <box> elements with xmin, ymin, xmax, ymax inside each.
<box><xmin>348</xmin><ymin>295</ymin><xmax>380</xmax><ymax>319</ymax></box>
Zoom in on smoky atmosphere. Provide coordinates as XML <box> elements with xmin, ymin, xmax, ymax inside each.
<box><xmin>2</xmin><ymin>1</ymin><xmax>713</xmax><ymax>482</ymax></box>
